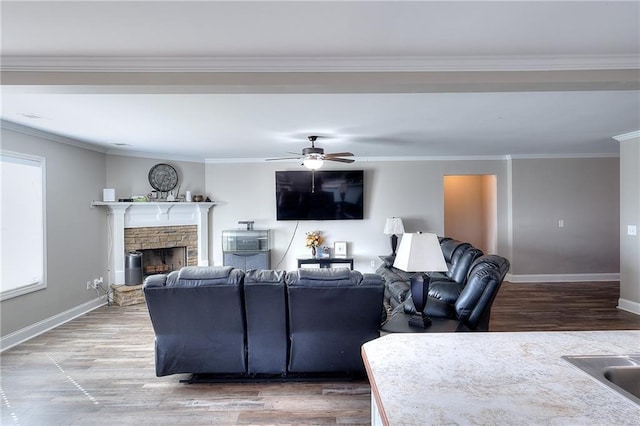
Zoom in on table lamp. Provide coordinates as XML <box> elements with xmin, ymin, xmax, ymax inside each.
<box><xmin>393</xmin><ymin>232</ymin><xmax>448</xmax><ymax>328</ymax></box>
<box><xmin>384</xmin><ymin>217</ymin><xmax>405</xmax><ymax>256</ymax></box>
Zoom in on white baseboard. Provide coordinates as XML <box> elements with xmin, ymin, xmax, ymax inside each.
<box><xmin>617</xmin><ymin>298</ymin><xmax>640</xmax><ymax>316</ymax></box>
<box><xmin>0</xmin><ymin>297</ymin><xmax>107</xmax><ymax>352</ymax></box>
<box><xmin>506</xmin><ymin>273</ymin><xmax>620</xmax><ymax>283</ymax></box>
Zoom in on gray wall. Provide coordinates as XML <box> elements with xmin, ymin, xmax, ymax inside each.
<box><xmin>1</xmin><ymin>128</ymin><xmax>107</xmax><ymax>336</ymax></box>
<box><xmin>619</xmin><ymin>137</ymin><xmax>640</xmax><ymax>312</ymax></box>
<box><xmin>511</xmin><ymin>157</ymin><xmax>620</xmax><ymax>275</ymax></box>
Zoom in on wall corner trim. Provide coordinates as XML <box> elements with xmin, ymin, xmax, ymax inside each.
<box><xmin>617</xmin><ymin>298</ymin><xmax>640</xmax><ymax>316</ymax></box>
<box><xmin>612</xmin><ymin>130</ymin><xmax>640</xmax><ymax>142</ymax></box>
<box><xmin>506</xmin><ymin>273</ymin><xmax>620</xmax><ymax>283</ymax></box>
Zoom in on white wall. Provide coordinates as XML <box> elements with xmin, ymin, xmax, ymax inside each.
<box><xmin>205</xmin><ymin>159</ymin><xmax>511</xmax><ymax>273</ymax></box>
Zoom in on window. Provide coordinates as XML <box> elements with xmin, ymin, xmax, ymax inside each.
<box><xmin>1</xmin><ymin>151</ymin><xmax>46</xmax><ymax>300</ymax></box>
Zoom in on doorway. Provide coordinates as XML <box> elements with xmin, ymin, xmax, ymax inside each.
<box><xmin>443</xmin><ymin>175</ymin><xmax>497</xmax><ymax>254</ymax></box>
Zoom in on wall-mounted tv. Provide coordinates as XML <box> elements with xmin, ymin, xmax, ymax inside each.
<box><xmin>275</xmin><ymin>170</ymin><xmax>364</xmax><ymax>220</ymax></box>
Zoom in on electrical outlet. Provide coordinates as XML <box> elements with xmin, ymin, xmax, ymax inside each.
<box><xmin>370</xmin><ymin>260</ymin><xmax>376</xmax><ymax>268</ymax></box>
<box><xmin>93</xmin><ymin>278</ymin><xmax>102</xmax><ymax>288</ymax></box>
<box><xmin>86</xmin><ymin>280</ymin><xmax>92</xmax><ymax>290</ymax></box>
<box><xmin>628</xmin><ymin>225</ymin><xmax>637</xmax><ymax>236</ymax></box>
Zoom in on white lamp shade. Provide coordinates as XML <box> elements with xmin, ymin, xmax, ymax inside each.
<box><xmin>393</xmin><ymin>232</ymin><xmax>448</xmax><ymax>272</ymax></box>
<box><xmin>384</xmin><ymin>217</ymin><xmax>405</xmax><ymax>235</ymax></box>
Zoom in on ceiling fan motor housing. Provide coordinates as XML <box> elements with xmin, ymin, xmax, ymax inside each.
<box><xmin>302</xmin><ymin>147</ymin><xmax>324</xmax><ymax>156</ymax></box>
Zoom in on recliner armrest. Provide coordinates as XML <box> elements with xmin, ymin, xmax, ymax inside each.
<box><xmin>143</xmin><ymin>274</ymin><xmax>168</xmax><ymax>288</ymax></box>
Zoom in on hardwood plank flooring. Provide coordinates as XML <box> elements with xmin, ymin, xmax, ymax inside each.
<box><xmin>490</xmin><ymin>281</ymin><xmax>640</xmax><ymax>331</ymax></box>
<box><xmin>1</xmin><ymin>281</ymin><xmax>638</xmax><ymax>425</ymax></box>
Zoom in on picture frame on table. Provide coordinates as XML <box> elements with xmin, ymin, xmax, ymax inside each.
<box><xmin>334</xmin><ymin>241</ymin><xmax>347</xmax><ymax>258</ymax></box>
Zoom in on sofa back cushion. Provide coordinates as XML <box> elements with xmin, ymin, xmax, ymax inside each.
<box><xmin>454</xmin><ymin>255</ymin><xmax>510</xmax><ymax>330</ymax></box>
<box><xmin>244</xmin><ymin>269</ymin><xmax>288</xmax><ymax>375</ymax></box>
<box><xmin>286</xmin><ymin>267</ymin><xmax>362</xmax><ymax>286</ymax></box>
<box><xmin>286</xmin><ymin>272</ymin><xmax>384</xmax><ymax>373</ymax></box>
<box><xmin>440</xmin><ymin>239</ymin><xmax>469</xmax><ymax>264</ymax></box>
<box><xmin>165</xmin><ymin>265</ymin><xmax>244</xmax><ymax>287</ymax></box>
<box><xmin>143</xmin><ymin>266</ymin><xmax>247</xmax><ymax>376</ymax></box>
<box><xmin>449</xmin><ymin>247</ymin><xmax>484</xmax><ymax>284</ymax></box>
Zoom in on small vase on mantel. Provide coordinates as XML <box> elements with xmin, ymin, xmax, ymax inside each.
<box><xmin>311</xmin><ymin>246</ymin><xmax>317</xmax><ymax>258</ymax></box>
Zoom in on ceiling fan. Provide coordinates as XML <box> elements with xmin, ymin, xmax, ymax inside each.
<box><xmin>266</xmin><ymin>135</ymin><xmax>355</xmax><ymax>170</ymax></box>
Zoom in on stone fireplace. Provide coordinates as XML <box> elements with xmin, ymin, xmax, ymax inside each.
<box><xmin>92</xmin><ymin>202</ymin><xmax>215</xmax><ymax>285</ymax></box>
<box><xmin>125</xmin><ymin>225</ymin><xmax>196</xmax><ymax>276</ymax></box>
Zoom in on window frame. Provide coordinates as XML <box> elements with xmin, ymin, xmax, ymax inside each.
<box><xmin>0</xmin><ymin>150</ymin><xmax>47</xmax><ymax>301</ymax></box>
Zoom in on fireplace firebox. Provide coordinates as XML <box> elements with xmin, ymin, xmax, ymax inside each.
<box><xmin>140</xmin><ymin>246</ymin><xmax>187</xmax><ymax>275</ymax></box>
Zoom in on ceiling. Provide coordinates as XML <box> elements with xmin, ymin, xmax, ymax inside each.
<box><xmin>1</xmin><ymin>1</ymin><xmax>639</xmax><ymax>163</ymax></box>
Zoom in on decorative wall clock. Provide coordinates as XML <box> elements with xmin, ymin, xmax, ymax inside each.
<box><xmin>148</xmin><ymin>163</ymin><xmax>178</xmax><ymax>193</ymax></box>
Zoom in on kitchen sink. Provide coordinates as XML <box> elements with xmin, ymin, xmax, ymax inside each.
<box><xmin>562</xmin><ymin>354</ymin><xmax>640</xmax><ymax>405</ymax></box>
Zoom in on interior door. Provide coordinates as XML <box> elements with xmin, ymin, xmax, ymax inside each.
<box><xmin>443</xmin><ymin>175</ymin><xmax>497</xmax><ymax>254</ymax></box>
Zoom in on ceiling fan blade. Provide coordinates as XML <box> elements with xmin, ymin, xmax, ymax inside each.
<box><xmin>266</xmin><ymin>156</ymin><xmax>302</xmax><ymax>161</ymax></box>
<box><xmin>327</xmin><ymin>157</ymin><xmax>355</xmax><ymax>163</ymax></box>
<box><xmin>325</xmin><ymin>152</ymin><xmax>354</xmax><ymax>158</ymax></box>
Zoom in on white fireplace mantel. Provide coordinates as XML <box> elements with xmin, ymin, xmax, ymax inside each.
<box><xmin>91</xmin><ymin>201</ymin><xmax>217</xmax><ymax>285</ymax></box>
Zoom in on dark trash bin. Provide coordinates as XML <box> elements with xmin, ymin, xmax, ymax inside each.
<box><xmin>125</xmin><ymin>251</ymin><xmax>143</xmax><ymax>286</ymax></box>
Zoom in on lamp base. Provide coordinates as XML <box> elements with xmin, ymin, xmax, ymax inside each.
<box><xmin>408</xmin><ymin>313</ymin><xmax>432</xmax><ymax>328</ymax></box>
<box><xmin>390</xmin><ymin>234</ymin><xmax>398</xmax><ymax>256</ymax></box>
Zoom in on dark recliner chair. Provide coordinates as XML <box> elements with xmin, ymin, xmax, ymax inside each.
<box><xmin>426</xmin><ymin>254</ymin><xmax>510</xmax><ymax>331</ymax></box>
<box><xmin>286</xmin><ymin>268</ymin><xmax>384</xmax><ymax>374</ymax></box>
<box><xmin>383</xmin><ymin>254</ymin><xmax>510</xmax><ymax>333</ymax></box>
<box><xmin>402</xmin><ymin>240</ymin><xmax>483</xmax><ymax>314</ymax></box>
<box><xmin>143</xmin><ymin>266</ymin><xmax>246</xmax><ymax>376</ymax></box>
<box><xmin>454</xmin><ymin>254</ymin><xmax>510</xmax><ymax>330</ymax></box>
<box><xmin>243</xmin><ymin>269</ymin><xmax>288</xmax><ymax>376</ymax></box>
<box><xmin>378</xmin><ymin>238</ymin><xmax>483</xmax><ymax>311</ymax></box>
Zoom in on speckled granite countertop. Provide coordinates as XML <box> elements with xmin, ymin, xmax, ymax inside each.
<box><xmin>362</xmin><ymin>330</ymin><xmax>640</xmax><ymax>425</ymax></box>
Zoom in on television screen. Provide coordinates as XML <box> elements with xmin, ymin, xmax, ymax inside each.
<box><xmin>276</xmin><ymin>170</ymin><xmax>364</xmax><ymax>220</ymax></box>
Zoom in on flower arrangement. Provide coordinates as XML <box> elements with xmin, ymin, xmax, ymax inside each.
<box><xmin>305</xmin><ymin>231</ymin><xmax>323</xmax><ymax>248</ymax></box>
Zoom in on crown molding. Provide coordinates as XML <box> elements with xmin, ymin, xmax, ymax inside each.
<box><xmin>1</xmin><ymin>119</ymin><xmax>108</xmax><ymax>154</ymax></box>
<box><xmin>612</xmin><ymin>130</ymin><xmax>640</xmax><ymax>142</ymax></box>
<box><xmin>2</xmin><ymin>54</ymin><xmax>639</xmax><ymax>73</ymax></box>
<box><xmin>205</xmin><ymin>154</ymin><xmax>619</xmax><ymax>164</ymax></box>
<box><xmin>1</xmin><ymin>120</ymin><xmax>625</xmax><ymax>164</ymax></box>
<box><xmin>506</xmin><ymin>153</ymin><xmax>619</xmax><ymax>159</ymax></box>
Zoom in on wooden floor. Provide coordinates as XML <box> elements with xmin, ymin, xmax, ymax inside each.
<box><xmin>1</xmin><ymin>281</ymin><xmax>639</xmax><ymax>425</ymax></box>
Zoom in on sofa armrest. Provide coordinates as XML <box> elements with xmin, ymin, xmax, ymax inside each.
<box><xmin>143</xmin><ymin>274</ymin><xmax>168</xmax><ymax>288</ymax></box>
<box><xmin>361</xmin><ymin>273</ymin><xmax>383</xmax><ymax>286</ymax></box>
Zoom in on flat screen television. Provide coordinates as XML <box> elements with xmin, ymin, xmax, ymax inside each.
<box><xmin>275</xmin><ymin>170</ymin><xmax>364</xmax><ymax>220</ymax></box>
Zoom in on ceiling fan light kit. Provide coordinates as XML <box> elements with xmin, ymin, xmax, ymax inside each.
<box><xmin>302</xmin><ymin>154</ymin><xmax>324</xmax><ymax>170</ymax></box>
<box><xmin>266</xmin><ymin>135</ymin><xmax>355</xmax><ymax>170</ymax></box>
